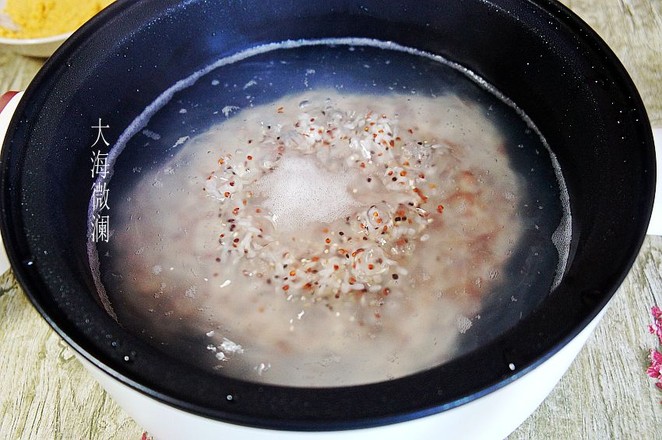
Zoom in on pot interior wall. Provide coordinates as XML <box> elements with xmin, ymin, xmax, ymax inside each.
<box><xmin>0</xmin><ymin>0</ymin><xmax>653</xmax><ymax>430</ymax></box>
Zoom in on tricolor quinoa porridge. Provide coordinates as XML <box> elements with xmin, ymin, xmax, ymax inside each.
<box><xmin>104</xmin><ymin>90</ymin><xmax>523</xmax><ymax>386</ymax></box>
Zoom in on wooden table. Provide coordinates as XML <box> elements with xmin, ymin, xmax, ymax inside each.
<box><xmin>0</xmin><ymin>1</ymin><xmax>660</xmax><ymax>438</ymax></box>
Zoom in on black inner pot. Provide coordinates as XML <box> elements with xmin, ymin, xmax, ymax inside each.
<box><xmin>0</xmin><ymin>0</ymin><xmax>654</xmax><ymax>431</ymax></box>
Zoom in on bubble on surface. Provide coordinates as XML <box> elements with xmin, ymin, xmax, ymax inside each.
<box><xmin>256</xmin><ymin>155</ymin><xmax>360</xmax><ymax>232</ymax></box>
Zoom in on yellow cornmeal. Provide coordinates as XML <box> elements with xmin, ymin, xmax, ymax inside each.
<box><xmin>0</xmin><ymin>0</ymin><xmax>113</xmax><ymax>39</ymax></box>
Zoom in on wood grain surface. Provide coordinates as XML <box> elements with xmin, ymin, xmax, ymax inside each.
<box><xmin>0</xmin><ymin>1</ymin><xmax>660</xmax><ymax>439</ymax></box>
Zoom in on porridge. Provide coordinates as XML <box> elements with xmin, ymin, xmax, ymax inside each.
<box><xmin>98</xmin><ymin>89</ymin><xmax>526</xmax><ymax>386</ymax></box>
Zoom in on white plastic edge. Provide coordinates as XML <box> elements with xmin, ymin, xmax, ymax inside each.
<box><xmin>648</xmin><ymin>128</ymin><xmax>662</xmax><ymax>235</ymax></box>
<box><xmin>0</xmin><ymin>91</ymin><xmax>23</xmax><ymax>275</ymax></box>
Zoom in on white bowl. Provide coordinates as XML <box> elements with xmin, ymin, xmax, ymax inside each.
<box><xmin>0</xmin><ymin>32</ymin><xmax>71</xmax><ymax>58</ymax></box>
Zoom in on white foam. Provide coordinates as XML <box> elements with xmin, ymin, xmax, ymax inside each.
<box><xmin>551</xmin><ymin>182</ymin><xmax>572</xmax><ymax>289</ymax></box>
<box><xmin>257</xmin><ymin>156</ymin><xmax>359</xmax><ymax>232</ymax></box>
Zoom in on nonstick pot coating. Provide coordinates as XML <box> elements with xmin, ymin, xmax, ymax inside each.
<box><xmin>0</xmin><ymin>0</ymin><xmax>654</xmax><ymax>430</ymax></box>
